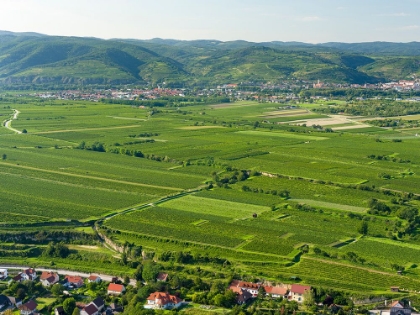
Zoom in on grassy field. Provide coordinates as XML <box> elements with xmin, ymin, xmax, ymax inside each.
<box><xmin>2</xmin><ymin>98</ymin><xmax>420</xmax><ymax>294</ymax></box>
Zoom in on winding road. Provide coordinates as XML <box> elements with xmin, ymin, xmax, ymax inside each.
<box><xmin>3</xmin><ymin>109</ymin><xmax>21</xmax><ymax>134</ymax></box>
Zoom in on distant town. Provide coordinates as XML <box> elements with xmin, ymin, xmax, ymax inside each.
<box><xmin>2</xmin><ymin>78</ymin><xmax>418</xmax><ymax>106</ymax></box>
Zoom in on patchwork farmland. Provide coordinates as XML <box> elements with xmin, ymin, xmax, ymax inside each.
<box><xmin>1</xmin><ymin>97</ymin><xmax>420</xmax><ymax>294</ymax></box>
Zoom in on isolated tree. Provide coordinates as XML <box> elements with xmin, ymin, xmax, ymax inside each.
<box><xmin>51</xmin><ymin>283</ymin><xmax>64</xmax><ymax>296</ymax></box>
<box><xmin>22</xmin><ymin>129</ymin><xmax>27</xmax><ymax>134</ymax></box>
<box><xmin>358</xmin><ymin>221</ymin><xmax>369</xmax><ymax>235</ymax></box>
<box><xmin>2</xmin><ymin>154</ymin><xmax>6</xmax><ymax>160</ymax></box>
<box><xmin>141</xmin><ymin>261</ymin><xmax>160</xmax><ymax>283</ymax></box>
<box><xmin>63</xmin><ymin>297</ymin><xmax>76</xmax><ymax>315</ymax></box>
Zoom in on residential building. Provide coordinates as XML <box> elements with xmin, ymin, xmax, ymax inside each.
<box><xmin>228</xmin><ymin>286</ymin><xmax>253</xmax><ymax>305</ymax></box>
<box><xmin>80</xmin><ymin>303</ymin><xmax>99</xmax><ymax>315</ymax></box>
<box><xmin>107</xmin><ymin>283</ymin><xmax>125</xmax><ymax>295</ymax></box>
<box><xmin>64</xmin><ymin>275</ymin><xmax>84</xmax><ymax>288</ymax></box>
<box><xmin>264</xmin><ymin>286</ymin><xmax>288</xmax><ymax>298</ymax></box>
<box><xmin>145</xmin><ymin>292</ymin><xmax>183</xmax><ymax>310</ymax></box>
<box><xmin>21</xmin><ymin>268</ymin><xmax>37</xmax><ymax>281</ymax></box>
<box><xmin>88</xmin><ymin>275</ymin><xmax>101</xmax><ymax>283</ymax></box>
<box><xmin>0</xmin><ymin>294</ymin><xmax>11</xmax><ymax>309</ymax></box>
<box><xmin>288</xmin><ymin>284</ymin><xmax>311</xmax><ymax>303</ymax></box>
<box><xmin>91</xmin><ymin>297</ymin><xmax>105</xmax><ymax>312</ymax></box>
<box><xmin>0</xmin><ymin>269</ymin><xmax>7</xmax><ymax>280</ymax></box>
<box><xmin>230</xmin><ymin>280</ymin><xmax>260</xmax><ymax>297</ymax></box>
<box><xmin>7</xmin><ymin>296</ymin><xmax>23</xmax><ymax>307</ymax></box>
<box><xmin>19</xmin><ymin>300</ymin><xmax>37</xmax><ymax>315</ymax></box>
<box><xmin>40</xmin><ymin>271</ymin><xmax>59</xmax><ymax>287</ymax></box>
<box><xmin>390</xmin><ymin>301</ymin><xmax>411</xmax><ymax>315</ymax></box>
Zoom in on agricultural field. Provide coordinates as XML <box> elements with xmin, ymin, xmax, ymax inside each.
<box><xmin>1</xmin><ymin>97</ymin><xmax>420</xmax><ymax>294</ymax></box>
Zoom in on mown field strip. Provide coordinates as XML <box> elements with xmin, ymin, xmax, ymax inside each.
<box><xmin>0</xmin><ymin>161</ymin><xmax>182</xmax><ymax>191</ymax></box>
<box><xmin>32</xmin><ymin>124</ymin><xmax>141</xmax><ymax>134</ymax></box>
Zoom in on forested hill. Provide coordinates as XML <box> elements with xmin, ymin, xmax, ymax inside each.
<box><xmin>0</xmin><ymin>31</ymin><xmax>419</xmax><ymax>87</ymax></box>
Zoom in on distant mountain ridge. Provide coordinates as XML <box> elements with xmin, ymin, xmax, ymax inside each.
<box><xmin>0</xmin><ymin>31</ymin><xmax>419</xmax><ymax>87</ymax></box>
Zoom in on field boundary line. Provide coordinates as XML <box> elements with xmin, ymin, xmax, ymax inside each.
<box><xmin>0</xmin><ymin>161</ymin><xmax>182</xmax><ymax>191</ymax></box>
<box><xmin>32</xmin><ymin>124</ymin><xmax>141</xmax><ymax>134</ymax></box>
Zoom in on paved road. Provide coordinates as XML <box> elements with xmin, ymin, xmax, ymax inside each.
<box><xmin>0</xmin><ymin>265</ymin><xmax>137</xmax><ymax>286</ymax></box>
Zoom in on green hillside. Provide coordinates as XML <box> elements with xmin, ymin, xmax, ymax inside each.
<box><xmin>0</xmin><ymin>33</ymin><xmax>419</xmax><ymax>86</ymax></box>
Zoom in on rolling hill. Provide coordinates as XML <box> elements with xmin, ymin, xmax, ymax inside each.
<box><xmin>0</xmin><ymin>32</ymin><xmax>419</xmax><ymax>87</ymax></box>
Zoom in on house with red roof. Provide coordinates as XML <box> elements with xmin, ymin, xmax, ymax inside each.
<box><xmin>64</xmin><ymin>275</ymin><xmax>84</xmax><ymax>288</ymax></box>
<box><xmin>264</xmin><ymin>286</ymin><xmax>288</xmax><ymax>299</ymax></box>
<box><xmin>288</xmin><ymin>284</ymin><xmax>311</xmax><ymax>303</ymax></box>
<box><xmin>18</xmin><ymin>300</ymin><xmax>38</xmax><ymax>315</ymax></box>
<box><xmin>40</xmin><ymin>271</ymin><xmax>59</xmax><ymax>287</ymax></box>
<box><xmin>230</xmin><ymin>280</ymin><xmax>261</xmax><ymax>297</ymax></box>
<box><xmin>87</xmin><ymin>275</ymin><xmax>101</xmax><ymax>283</ymax></box>
<box><xmin>228</xmin><ymin>286</ymin><xmax>253</xmax><ymax>305</ymax></box>
<box><xmin>107</xmin><ymin>283</ymin><xmax>125</xmax><ymax>295</ymax></box>
<box><xmin>145</xmin><ymin>292</ymin><xmax>183</xmax><ymax>310</ymax></box>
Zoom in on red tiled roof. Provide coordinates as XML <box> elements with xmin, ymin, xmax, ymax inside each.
<box><xmin>65</xmin><ymin>275</ymin><xmax>83</xmax><ymax>284</ymax></box>
<box><xmin>237</xmin><ymin>281</ymin><xmax>260</xmax><ymax>289</ymax></box>
<box><xmin>290</xmin><ymin>284</ymin><xmax>311</xmax><ymax>294</ymax></box>
<box><xmin>264</xmin><ymin>286</ymin><xmax>288</xmax><ymax>295</ymax></box>
<box><xmin>147</xmin><ymin>292</ymin><xmax>182</xmax><ymax>305</ymax></box>
<box><xmin>108</xmin><ymin>283</ymin><xmax>125</xmax><ymax>293</ymax></box>
<box><xmin>88</xmin><ymin>275</ymin><xmax>99</xmax><ymax>281</ymax></box>
<box><xmin>41</xmin><ymin>271</ymin><xmax>57</xmax><ymax>281</ymax></box>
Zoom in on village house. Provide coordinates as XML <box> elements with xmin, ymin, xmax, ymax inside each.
<box><xmin>22</xmin><ymin>268</ymin><xmax>37</xmax><ymax>281</ymax></box>
<box><xmin>0</xmin><ymin>294</ymin><xmax>11</xmax><ymax>310</ymax></box>
<box><xmin>40</xmin><ymin>271</ymin><xmax>59</xmax><ymax>287</ymax></box>
<box><xmin>87</xmin><ymin>275</ymin><xmax>101</xmax><ymax>283</ymax></box>
<box><xmin>288</xmin><ymin>284</ymin><xmax>311</xmax><ymax>303</ymax></box>
<box><xmin>107</xmin><ymin>283</ymin><xmax>125</xmax><ymax>295</ymax></box>
<box><xmin>264</xmin><ymin>285</ymin><xmax>288</xmax><ymax>299</ymax></box>
<box><xmin>0</xmin><ymin>269</ymin><xmax>7</xmax><ymax>280</ymax></box>
<box><xmin>230</xmin><ymin>280</ymin><xmax>260</xmax><ymax>297</ymax></box>
<box><xmin>63</xmin><ymin>275</ymin><xmax>84</xmax><ymax>288</ymax></box>
<box><xmin>80</xmin><ymin>303</ymin><xmax>99</xmax><ymax>315</ymax></box>
<box><xmin>7</xmin><ymin>296</ymin><xmax>23</xmax><ymax>308</ymax></box>
<box><xmin>228</xmin><ymin>286</ymin><xmax>253</xmax><ymax>305</ymax></box>
<box><xmin>18</xmin><ymin>300</ymin><xmax>38</xmax><ymax>315</ymax></box>
<box><xmin>390</xmin><ymin>301</ymin><xmax>412</xmax><ymax>315</ymax></box>
<box><xmin>144</xmin><ymin>292</ymin><xmax>183</xmax><ymax>310</ymax></box>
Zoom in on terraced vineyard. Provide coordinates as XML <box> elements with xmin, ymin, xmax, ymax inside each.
<box><xmin>1</xmin><ymin>97</ymin><xmax>420</xmax><ymax>294</ymax></box>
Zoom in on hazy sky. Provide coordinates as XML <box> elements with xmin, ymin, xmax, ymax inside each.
<box><xmin>1</xmin><ymin>0</ymin><xmax>419</xmax><ymax>43</ymax></box>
